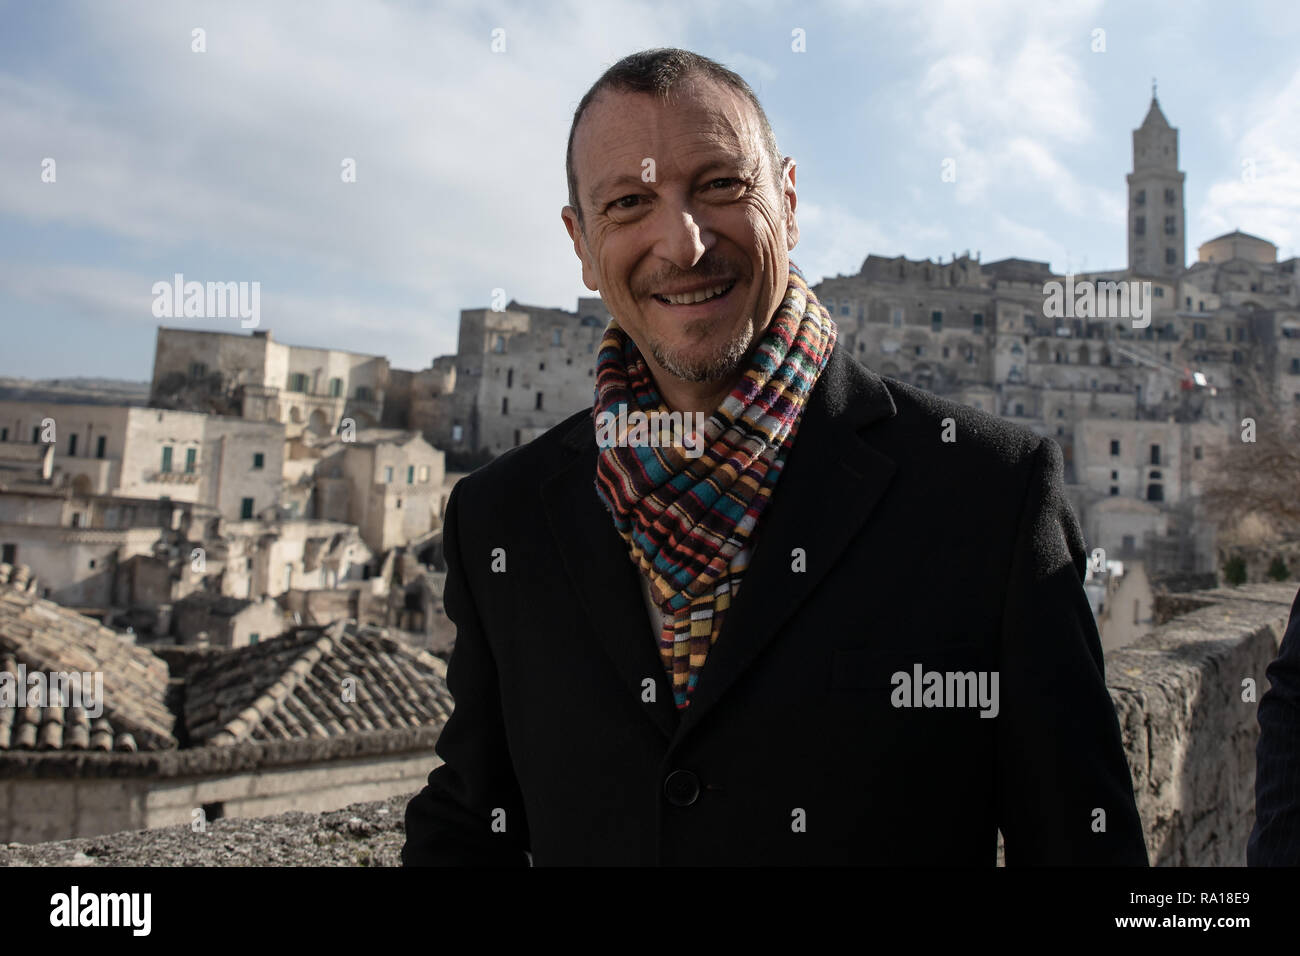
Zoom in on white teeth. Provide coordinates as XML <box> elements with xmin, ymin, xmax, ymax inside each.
<box><xmin>658</xmin><ymin>282</ymin><xmax>732</xmax><ymax>305</ymax></box>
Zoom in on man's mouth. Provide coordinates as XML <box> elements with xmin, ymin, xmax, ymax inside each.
<box><xmin>652</xmin><ymin>280</ymin><xmax>737</xmax><ymax>307</ymax></box>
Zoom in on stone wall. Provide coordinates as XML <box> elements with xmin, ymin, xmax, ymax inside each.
<box><xmin>1106</xmin><ymin>581</ymin><xmax>1294</xmax><ymax>865</ymax></box>
<box><xmin>4</xmin><ymin>582</ymin><xmax>1295</xmax><ymax>865</ymax></box>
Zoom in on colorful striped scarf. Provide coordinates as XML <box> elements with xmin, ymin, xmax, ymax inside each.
<box><xmin>592</xmin><ymin>262</ymin><xmax>837</xmax><ymax>710</ymax></box>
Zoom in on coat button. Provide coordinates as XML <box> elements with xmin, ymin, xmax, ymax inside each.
<box><xmin>664</xmin><ymin>769</ymin><xmax>701</xmax><ymax>807</ymax></box>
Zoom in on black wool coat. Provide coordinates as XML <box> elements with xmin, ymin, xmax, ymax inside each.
<box><xmin>402</xmin><ymin>341</ymin><xmax>1149</xmax><ymax>866</ymax></box>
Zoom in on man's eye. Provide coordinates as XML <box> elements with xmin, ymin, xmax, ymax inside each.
<box><xmin>709</xmin><ymin>178</ymin><xmax>745</xmax><ymax>191</ymax></box>
<box><xmin>610</xmin><ymin>195</ymin><xmax>643</xmax><ymax>210</ymax></box>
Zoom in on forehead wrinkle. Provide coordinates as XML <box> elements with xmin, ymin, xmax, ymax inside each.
<box><xmin>577</xmin><ymin>81</ymin><xmax>767</xmax><ymax>211</ymax></box>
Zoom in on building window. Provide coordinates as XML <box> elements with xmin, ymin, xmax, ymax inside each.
<box><xmin>1153</xmin><ymin>286</ymin><xmax>1164</xmax><ymax>297</ymax></box>
<box><xmin>1150</xmin><ymin>444</ymin><xmax>1160</xmax><ymax>465</ymax></box>
<box><xmin>1193</xmin><ymin>323</ymin><xmax>1206</xmax><ymax>340</ymax></box>
<box><xmin>96</xmin><ymin>436</ymin><xmax>106</xmax><ymax>459</ymax></box>
<box><xmin>253</xmin><ymin>452</ymin><xmax>264</xmax><ymax>469</ymax></box>
<box><xmin>552</xmin><ymin>328</ymin><xmax>563</xmax><ymax>346</ymax></box>
<box><xmin>1111</xmin><ymin>470</ymin><xmax>1118</xmax><ymax>480</ymax></box>
<box><xmin>419</xmin><ymin>465</ymin><xmax>429</xmax><ymax>482</ymax></box>
<box><xmin>329</xmin><ymin>378</ymin><xmax>343</xmax><ymax>398</ymax></box>
<box><xmin>501</xmin><ymin>397</ymin><xmax>509</xmax><ymax>414</ymax></box>
<box><xmin>384</xmin><ymin>466</ymin><xmax>394</xmax><ymax>483</ymax></box>
<box><xmin>249</xmin><ymin>634</ymin><xmax>259</xmax><ymax>645</ymax></box>
<box><xmin>1164</xmin><ymin>187</ymin><xmax>1175</xmax><ymax>205</ymax></box>
<box><xmin>0</xmin><ymin>427</ymin><xmax>6</xmax><ymax>441</ymax></box>
<box><xmin>355</xmin><ymin>386</ymin><xmax>374</xmax><ymax>401</ymax></box>
<box><xmin>1290</xmin><ymin>358</ymin><xmax>1300</xmax><ymax>374</ymax></box>
<box><xmin>70</xmin><ymin>513</ymin><xmax>81</xmax><ymax>528</ymax></box>
<box><xmin>451</xmin><ymin>423</ymin><xmax>463</xmax><ymax>442</ymax></box>
<box><xmin>1146</xmin><ymin>483</ymin><xmax>1164</xmax><ymax>502</ymax></box>
<box><xmin>494</xmin><ymin>335</ymin><xmax>506</xmax><ymax>353</ymax></box>
<box><xmin>1134</xmin><ymin>216</ymin><xmax>1145</xmax><ymax>236</ymax></box>
<box><xmin>931</xmin><ymin>310</ymin><xmax>943</xmax><ymax>332</ymax></box>
<box><xmin>240</xmin><ymin>497</ymin><xmax>254</xmax><ymax>519</ymax></box>
<box><xmin>840</xmin><ymin>304</ymin><xmax>849</xmax><ymax>315</ymax></box>
<box><xmin>1014</xmin><ymin>403</ymin><xmax>1024</xmax><ymax>416</ymax></box>
<box><xmin>68</xmin><ymin>434</ymin><xmax>78</xmax><ymax>456</ymax></box>
<box><xmin>1166</xmin><ymin>248</ymin><xmax>1177</xmax><ymax>265</ymax></box>
<box><xmin>1135</xmin><ymin>189</ymin><xmax>1145</xmax><ymax>206</ymax></box>
<box><xmin>407</xmin><ymin>465</ymin><xmax>415</xmax><ymax>484</ymax></box>
<box><xmin>972</xmin><ymin>313</ymin><xmax>983</xmax><ymax>332</ymax></box>
<box><xmin>1110</xmin><ymin>439</ymin><xmax>1120</xmax><ymax>456</ymax></box>
<box><xmin>1164</xmin><ymin>215</ymin><xmax>1176</xmax><ymax>236</ymax></box>
<box><xmin>535</xmin><ymin>392</ymin><xmax>544</xmax><ymax>410</ymax></box>
<box><xmin>32</xmin><ymin>426</ymin><xmax>40</xmax><ymax>443</ymax></box>
<box><xmin>288</xmin><ymin>373</ymin><xmax>309</xmax><ymax>392</ymax></box>
<box><xmin>1194</xmin><ymin>446</ymin><xmax>1202</xmax><ymax>460</ymax></box>
<box><xmin>284</xmin><ymin>563</ymin><xmax>293</xmax><ymax>591</ymax></box>
<box><xmin>539</xmin><ymin>362</ymin><xmax>545</xmax><ymax>371</ymax></box>
<box><xmin>891</xmin><ymin>308</ymin><xmax>903</xmax><ymax>328</ymax></box>
<box><xmin>190</xmin><ymin>362</ymin><xmax>208</xmax><ymax>379</ymax></box>
<box><xmin>1110</xmin><ymin>486</ymin><xmax>1119</xmax><ymax>496</ymax></box>
<box><xmin>506</xmin><ymin>369</ymin><xmax>514</xmax><ymax>388</ymax></box>
<box><xmin>1</xmin><ymin>544</ymin><xmax>15</xmax><ymax>564</ymax></box>
<box><xmin>161</xmin><ymin>446</ymin><xmax>173</xmax><ymax>473</ymax></box>
<box><xmin>185</xmin><ymin>448</ymin><xmax>197</xmax><ymax>473</ymax></box>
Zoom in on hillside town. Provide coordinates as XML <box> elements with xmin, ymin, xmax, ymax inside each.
<box><xmin>2</xmin><ymin>93</ymin><xmax>1298</xmax><ymax>843</ymax></box>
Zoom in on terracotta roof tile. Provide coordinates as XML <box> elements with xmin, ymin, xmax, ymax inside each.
<box><xmin>0</xmin><ymin>565</ymin><xmax>176</xmax><ymax>752</ymax></box>
<box><xmin>183</xmin><ymin>622</ymin><xmax>451</xmax><ymax>746</ymax></box>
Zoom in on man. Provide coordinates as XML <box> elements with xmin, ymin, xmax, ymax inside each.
<box><xmin>1247</xmin><ymin>582</ymin><xmax>1300</xmax><ymax>864</ymax></box>
<box><xmin>402</xmin><ymin>48</ymin><xmax>1149</xmax><ymax>866</ymax></box>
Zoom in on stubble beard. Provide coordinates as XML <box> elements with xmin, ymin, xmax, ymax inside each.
<box><xmin>649</xmin><ymin>317</ymin><xmax>755</xmax><ymax>384</ymax></box>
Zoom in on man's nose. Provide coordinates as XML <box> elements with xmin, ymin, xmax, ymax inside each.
<box><xmin>652</xmin><ymin>201</ymin><xmax>711</xmax><ymax>270</ymax></box>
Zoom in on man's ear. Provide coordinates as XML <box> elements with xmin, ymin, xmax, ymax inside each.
<box><xmin>561</xmin><ymin>205</ymin><xmax>600</xmax><ymax>292</ymax></box>
<box><xmin>782</xmin><ymin>158</ymin><xmax>799</xmax><ymax>251</ymax></box>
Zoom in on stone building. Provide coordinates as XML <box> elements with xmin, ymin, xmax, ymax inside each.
<box><xmin>417</xmin><ymin>297</ymin><xmax>611</xmax><ymax>456</ymax></box>
<box><xmin>1126</xmin><ymin>92</ymin><xmax>1186</xmax><ymax>279</ymax></box>
<box><xmin>149</xmin><ymin>327</ymin><xmax>389</xmax><ymax>439</ymax></box>
<box><xmin>0</xmin><ymin>564</ymin><xmax>453</xmax><ymax>844</ymax></box>
<box><xmin>0</xmin><ymin>400</ymin><xmax>284</xmax><ymax>522</ymax></box>
<box><xmin>0</xmin><ymin>488</ymin><xmax>207</xmax><ymax>610</ymax></box>
<box><xmin>290</xmin><ymin>429</ymin><xmax>446</xmax><ymax>554</ymax></box>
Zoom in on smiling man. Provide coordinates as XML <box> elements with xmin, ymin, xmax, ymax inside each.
<box><xmin>402</xmin><ymin>48</ymin><xmax>1149</xmax><ymax>866</ymax></box>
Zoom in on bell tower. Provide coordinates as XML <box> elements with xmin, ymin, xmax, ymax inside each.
<box><xmin>1127</xmin><ymin>81</ymin><xmax>1186</xmax><ymax>278</ymax></box>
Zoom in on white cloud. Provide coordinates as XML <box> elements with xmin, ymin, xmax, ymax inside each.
<box><xmin>1197</xmin><ymin>66</ymin><xmax>1300</xmax><ymax>256</ymax></box>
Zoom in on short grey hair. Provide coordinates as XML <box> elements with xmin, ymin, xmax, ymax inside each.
<box><xmin>565</xmin><ymin>48</ymin><xmax>783</xmax><ymax>233</ymax></box>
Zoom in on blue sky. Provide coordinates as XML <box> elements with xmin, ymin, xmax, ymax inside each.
<box><xmin>1</xmin><ymin>0</ymin><xmax>1297</xmax><ymax>380</ymax></box>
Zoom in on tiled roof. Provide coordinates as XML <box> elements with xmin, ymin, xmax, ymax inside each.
<box><xmin>183</xmin><ymin>621</ymin><xmax>452</xmax><ymax>746</ymax></box>
<box><xmin>0</xmin><ymin>564</ymin><xmax>177</xmax><ymax>752</ymax></box>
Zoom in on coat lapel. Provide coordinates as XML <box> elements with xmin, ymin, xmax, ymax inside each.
<box><xmin>673</xmin><ymin>344</ymin><xmax>897</xmax><ymax>737</ymax></box>
<box><xmin>540</xmin><ymin>342</ymin><xmax>898</xmax><ymax>744</ymax></box>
